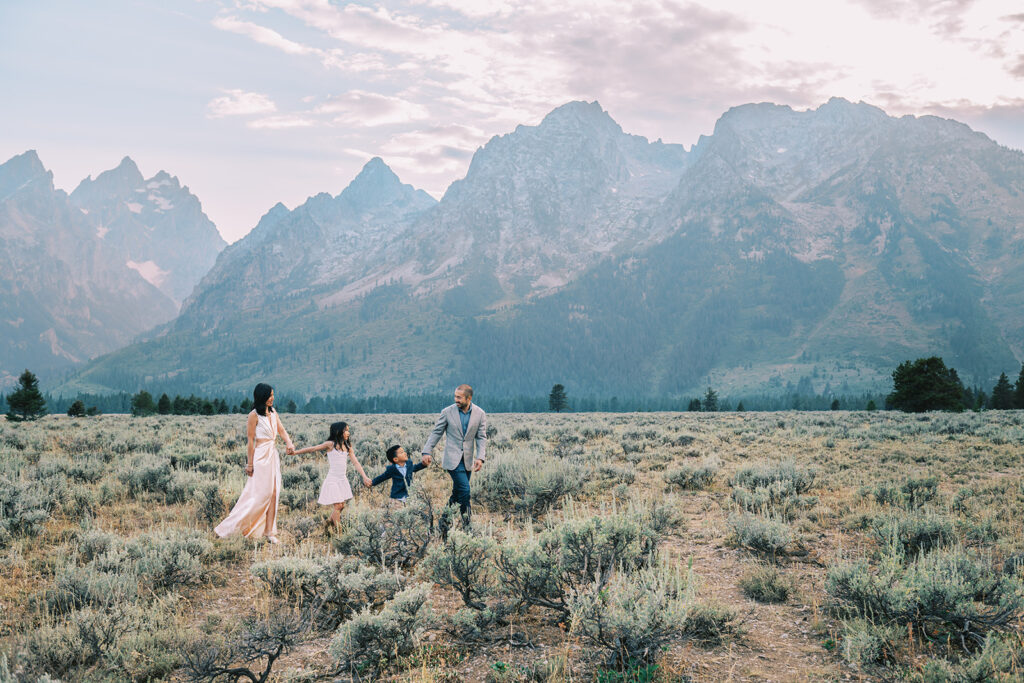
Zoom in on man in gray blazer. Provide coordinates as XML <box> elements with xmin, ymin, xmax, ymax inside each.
<box><xmin>421</xmin><ymin>384</ymin><xmax>486</xmax><ymax>533</ymax></box>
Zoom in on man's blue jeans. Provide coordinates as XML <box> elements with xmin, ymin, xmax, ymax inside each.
<box><xmin>446</xmin><ymin>460</ymin><xmax>472</xmax><ymax>525</ymax></box>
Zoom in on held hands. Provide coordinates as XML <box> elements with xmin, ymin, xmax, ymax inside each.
<box><xmin>421</xmin><ymin>454</ymin><xmax>432</xmax><ymax>466</ymax></box>
<box><xmin>362</xmin><ymin>475</ymin><xmax>372</xmax><ymax>487</ymax></box>
<box><xmin>285</xmin><ymin>444</ymin><xmax>295</xmax><ymax>455</ymax></box>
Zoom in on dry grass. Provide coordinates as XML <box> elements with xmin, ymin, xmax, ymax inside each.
<box><xmin>1</xmin><ymin>409</ymin><xmax>1022</xmax><ymax>681</ymax></box>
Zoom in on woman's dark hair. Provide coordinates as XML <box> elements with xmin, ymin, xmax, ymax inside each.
<box><xmin>328</xmin><ymin>421</ymin><xmax>351</xmax><ymax>452</ymax></box>
<box><xmin>253</xmin><ymin>383</ymin><xmax>274</xmax><ymax>416</ymax></box>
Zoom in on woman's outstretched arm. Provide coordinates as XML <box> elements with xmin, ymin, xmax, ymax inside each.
<box><xmin>276</xmin><ymin>415</ymin><xmax>296</xmax><ymax>454</ymax></box>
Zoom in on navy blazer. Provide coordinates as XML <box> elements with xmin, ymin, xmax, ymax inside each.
<box><xmin>371</xmin><ymin>461</ymin><xmax>427</xmax><ymax>500</ymax></box>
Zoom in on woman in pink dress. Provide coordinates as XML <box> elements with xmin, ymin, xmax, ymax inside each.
<box><xmin>215</xmin><ymin>383</ymin><xmax>295</xmax><ymax>543</ymax></box>
<box><xmin>293</xmin><ymin>421</ymin><xmax>371</xmax><ymax>531</ymax></box>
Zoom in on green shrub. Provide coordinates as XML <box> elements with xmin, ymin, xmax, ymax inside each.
<box><xmin>0</xmin><ymin>474</ymin><xmax>63</xmax><ymax>544</ymax></box>
<box><xmin>840</xmin><ymin>618</ymin><xmax>900</xmax><ymax>669</ymax></box>
<box><xmin>329</xmin><ymin>584</ymin><xmax>432</xmax><ymax>677</ymax></box>
<box><xmin>495</xmin><ymin>506</ymin><xmax>662</xmax><ymax>619</ymax></box>
<box><xmin>43</xmin><ymin>565</ymin><xmax>139</xmax><ymax>614</ymax></box>
<box><xmin>117</xmin><ymin>455</ymin><xmax>173</xmax><ymax>498</ymax></box>
<box><xmin>728</xmin><ymin>513</ymin><xmax>792</xmax><ymax>557</ymax></box>
<box><xmin>738</xmin><ymin>563</ymin><xmax>794</xmax><ymax>603</ymax></box>
<box><xmin>826</xmin><ymin>547</ymin><xmax>1024</xmax><ymax>648</ymax></box>
<box><xmin>126</xmin><ymin>530</ymin><xmax>212</xmax><ymax>590</ymax></box>
<box><xmin>570</xmin><ymin>564</ymin><xmax>688</xmax><ymax>667</ymax></box>
<box><xmin>419</xmin><ymin>529</ymin><xmax>495</xmax><ymax>609</ymax></box>
<box><xmin>193</xmin><ymin>481</ymin><xmax>225</xmax><ymax>524</ymax></box>
<box><xmin>570</xmin><ymin>562</ymin><xmax>736</xmax><ymax>667</ymax></box>
<box><xmin>251</xmin><ymin>555</ymin><xmax>405</xmax><ymax>630</ymax></box>
<box><xmin>664</xmin><ymin>456</ymin><xmax>720</xmax><ymax>491</ymax></box>
<box><xmin>333</xmin><ymin>497</ymin><xmax>434</xmax><ymax>568</ymax></box>
<box><xmin>731</xmin><ymin>460</ymin><xmax>815</xmax><ymax>494</ymax></box>
<box><xmin>872</xmin><ymin>510</ymin><xmax>955</xmax><ymax>560</ymax></box>
<box><xmin>910</xmin><ymin>633</ymin><xmax>1023</xmax><ymax>682</ymax></box>
<box><xmin>473</xmin><ymin>449</ymin><xmax>586</xmax><ymax>517</ymax></box>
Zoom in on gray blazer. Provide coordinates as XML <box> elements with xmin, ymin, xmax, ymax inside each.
<box><xmin>421</xmin><ymin>403</ymin><xmax>487</xmax><ymax>471</ymax></box>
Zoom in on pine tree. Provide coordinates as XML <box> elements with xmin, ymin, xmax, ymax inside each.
<box><xmin>131</xmin><ymin>390</ymin><xmax>157</xmax><ymax>417</ymax></box>
<box><xmin>284</xmin><ymin>399</ymin><xmax>298</xmax><ymax>414</ymax></box>
<box><xmin>1015</xmin><ymin>364</ymin><xmax>1024</xmax><ymax>409</ymax></box>
<box><xmin>887</xmin><ymin>357</ymin><xmax>964</xmax><ymax>412</ymax></box>
<box><xmin>702</xmin><ymin>387</ymin><xmax>718</xmax><ymax>412</ymax></box>
<box><xmin>866</xmin><ymin>399</ymin><xmax>877</xmax><ymax>411</ymax></box>
<box><xmin>830</xmin><ymin>399</ymin><xmax>840</xmax><ymax>411</ymax></box>
<box><xmin>157</xmin><ymin>393</ymin><xmax>171</xmax><ymax>415</ymax></box>
<box><xmin>6</xmin><ymin>369</ymin><xmax>47</xmax><ymax>421</ymax></box>
<box><xmin>548</xmin><ymin>384</ymin><xmax>568</xmax><ymax>412</ymax></box>
<box><xmin>67</xmin><ymin>400</ymin><xmax>86</xmax><ymax>418</ymax></box>
<box><xmin>990</xmin><ymin>372</ymin><xmax>1014</xmax><ymax>410</ymax></box>
<box><xmin>736</xmin><ymin>401</ymin><xmax>745</xmax><ymax>412</ymax></box>
<box><xmin>687</xmin><ymin>398</ymin><xmax>701</xmax><ymax>412</ymax></box>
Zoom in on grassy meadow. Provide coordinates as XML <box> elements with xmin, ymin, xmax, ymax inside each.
<box><xmin>1</xmin><ymin>410</ymin><xmax>1023</xmax><ymax>682</ymax></box>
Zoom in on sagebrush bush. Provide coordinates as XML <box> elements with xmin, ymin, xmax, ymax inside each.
<box><xmin>827</xmin><ymin>546</ymin><xmax>1024</xmax><ymax>648</ymax></box>
<box><xmin>911</xmin><ymin>633</ymin><xmax>1023</xmax><ymax>682</ymax></box>
<box><xmin>117</xmin><ymin>455</ymin><xmax>173</xmax><ymax>498</ymax></box>
<box><xmin>329</xmin><ymin>584</ymin><xmax>432</xmax><ymax>677</ymax></box>
<box><xmin>252</xmin><ymin>555</ymin><xmax>405</xmax><ymax>630</ymax></box>
<box><xmin>865</xmin><ymin>475</ymin><xmax>940</xmax><ymax>509</ymax></box>
<box><xmin>495</xmin><ymin>505</ymin><xmax>663</xmax><ymax>619</ymax></box>
<box><xmin>125</xmin><ymin>529</ymin><xmax>213</xmax><ymax>590</ymax></box>
<box><xmin>738</xmin><ymin>563</ymin><xmax>793</xmax><ymax>603</ymax></box>
<box><xmin>42</xmin><ymin>565</ymin><xmax>139</xmax><ymax>614</ymax></box>
<box><xmin>0</xmin><ymin>474</ymin><xmax>63</xmax><ymax>545</ymax></box>
<box><xmin>872</xmin><ymin>510</ymin><xmax>955</xmax><ymax>560</ymax></box>
<box><xmin>333</xmin><ymin>497</ymin><xmax>434</xmax><ymax>568</ymax></box>
<box><xmin>664</xmin><ymin>456</ymin><xmax>720</xmax><ymax>491</ymax></box>
<box><xmin>840</xmin><ymin>618</ymin><xmax>900</xmax><ymax>669</ymax></box>
<box><xmin>419</xmin><ymin>528</ymin><xmax>495</xmax><ymax>609</ymax></box>
<box><xmin>473</xmin><ymin>449</ymin><xmax>586</xmax><ymax>517</ymax></box>
<box><xmin>728</xmin><ymin>513</ymin><xmax>792</xmax><ymax>557</ymax></box>
<box><xmin>570</xmin><ymin>564</ymin><xmax>688</xmax><ymax>667</ymax></box>
<box><xmin>731</xmin><ymin>460</ymin><xmax>815</xmax><ymax>494</ymax></box>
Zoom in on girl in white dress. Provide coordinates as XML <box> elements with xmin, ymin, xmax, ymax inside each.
<box><xmin>293</xmin><ymin>421</ymin><xmax>371</xmax><ymax>530</ymax></box>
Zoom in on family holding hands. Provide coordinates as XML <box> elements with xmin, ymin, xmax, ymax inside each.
<box><xmin>214</xmin><ymin>382</ymin><xmax>487</xmax><ymax>543</ymax></box>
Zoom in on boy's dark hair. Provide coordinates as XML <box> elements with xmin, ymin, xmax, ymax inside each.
<box><xmin>385</xmin><ymin>444</ymin><xmax>402</xmax><ymax>463</ymax></box>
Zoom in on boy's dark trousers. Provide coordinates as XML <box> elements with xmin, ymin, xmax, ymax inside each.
<box><xmin>440</xmin><ymin>460</ymin><xmax>471</xmax><ymax>539</ymax></box>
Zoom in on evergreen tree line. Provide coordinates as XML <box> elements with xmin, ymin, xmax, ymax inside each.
<box><xmin>887</xmin><ymin>357</ymin><xmax>1024</xmax><ymax>412</ymax></box>
<box><xmin>4</xmin><ymin>360</ymin><xmax>1022</xmax><ymax>419</ymax></box>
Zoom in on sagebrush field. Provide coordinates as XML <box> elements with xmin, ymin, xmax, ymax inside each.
<box><xmin>1</xmin><ymin>410</ymin><xmax>1023</xmax><ymax>682</ymax></box>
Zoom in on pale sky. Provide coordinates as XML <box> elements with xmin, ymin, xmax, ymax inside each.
<box><xmin>2</xmin><ymin>0</ymin><xmax>1022</xmax><ymax>243</ymax></box>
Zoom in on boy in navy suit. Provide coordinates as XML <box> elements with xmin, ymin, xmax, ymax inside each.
<box><xmin>370</xmin><ymin>445</ymin><xmax>427</xmax><ymax>502</ymax></box>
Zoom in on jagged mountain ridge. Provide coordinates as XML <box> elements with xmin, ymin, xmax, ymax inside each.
<box><xmin>70</xmin><ymin>156</ymin><xmax>226</xmax><ymax>305</ymax></box>
<box><xmin>61</xmin><ymin>99</ymin><xmax>1024</xmax><ymax>398</ymax></box>
<box><xmin>0</xmin><ymin>152</ymin><xmax>178</xmax><ymax>385</ymax></box>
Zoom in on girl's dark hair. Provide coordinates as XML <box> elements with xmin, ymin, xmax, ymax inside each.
<box><xmin>328</xmin><ymin>421</ymin><xmax>351</xmax><ymax>452</ymax></box>
<box><xmin>253</xmin><ymin>383</ymin><xmax>274</xmax><ymax>416</ymax></box>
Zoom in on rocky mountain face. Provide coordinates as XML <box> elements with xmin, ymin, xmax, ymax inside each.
<box><xmin>61</xmin><ymin>100</ymin><xmax>1024</xmax><ymax>399</ymax></box>
<box><xmin>0</xmin><ymin>152</ymin><xmax>176</xmax><ymax>385</ymax></box>
<box><xmin>69</xmin><ymin>157</ymin><xmax>226</xmax><ymax>305</ymax></box>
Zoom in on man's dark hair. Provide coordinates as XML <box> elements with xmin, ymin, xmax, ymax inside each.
<box><xmin>386</xmin><ymin>444</ymin><xmax>402</xmax><ymax>463</ymax></box>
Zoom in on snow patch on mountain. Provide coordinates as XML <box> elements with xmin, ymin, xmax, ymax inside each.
<box><xmin>127</xmin><ymin>259</ymin><xmax>170</xmax><ymax>288</ymax></box>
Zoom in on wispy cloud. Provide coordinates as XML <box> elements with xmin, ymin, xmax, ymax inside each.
<box><xmin>207</xmin><ymin>89</ymin><xmax>277</xmax><ymax>117</ymax></box>
<box><xmin>247</xmin><ymin>114</ymin><xmax>316</xmax><ymax>129</ymax></box>
<box><xmin>315</xmin><ymin>90</ymin><xmax>430</xmax><ymax>126</ymax></box>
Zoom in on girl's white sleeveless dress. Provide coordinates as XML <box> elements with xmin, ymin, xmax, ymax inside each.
<box><xmin>318</xmin><ymin>447</ymin><xmax>353</xmax><ymax>505</ymax></box>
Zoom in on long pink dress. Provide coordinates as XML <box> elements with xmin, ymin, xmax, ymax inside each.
<box><xmin>318</xmin><ymin>446</ymin><xmax>354</xmax><ymax>505</ymax></box>
<box><xmin>214</xmin><ymin>411</ymin><xmax>282</xmax><ymax>539</ymax></box>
